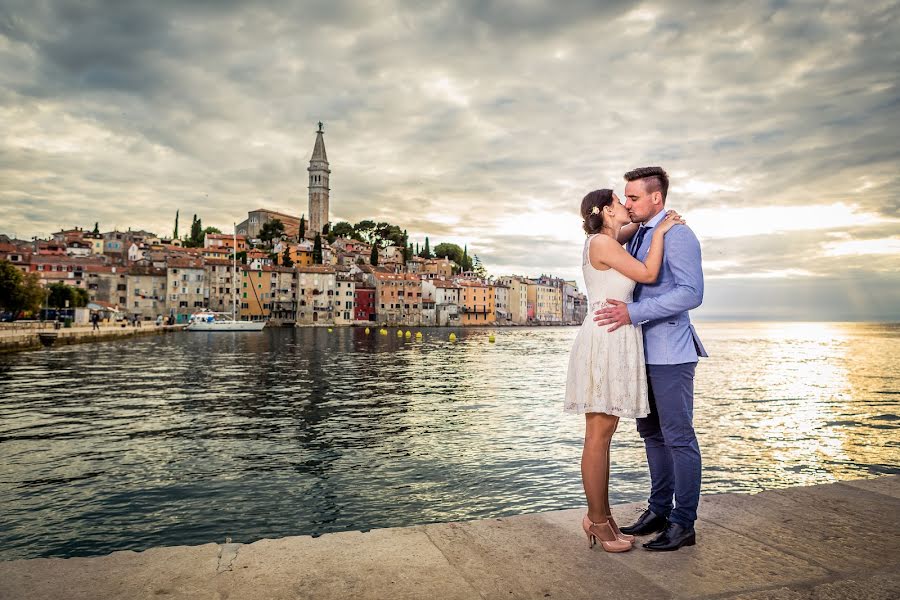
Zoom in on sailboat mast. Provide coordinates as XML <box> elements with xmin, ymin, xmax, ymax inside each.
<box><xmin>233</xmin><ymin>224</ymin><xmax>237</xmax><ymax>321</ymax></box>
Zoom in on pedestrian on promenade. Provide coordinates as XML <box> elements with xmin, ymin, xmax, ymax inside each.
<box><xmin>565</xmin><ymin>186</ymin><xmax>683</xmax><ymax>553</ymax></box>
<box><xmin>91</xmin><ymin>312</ymin><xmax>100</xmax><ymax>331</ymax></box>
<box><xmin>592</xmin><ymin>167</ymin><xmax>707</xmax><ymax>552</ymax></box>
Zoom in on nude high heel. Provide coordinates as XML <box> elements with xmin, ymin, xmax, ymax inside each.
<box><xmin>581</xmin><ymin>515</ymin><xmax>633</xmax><ymax>553</ymax></box>
<box><xmin>606</xmin><ymin>515</ymin><xmax>635</xmax><ymax>543</ymax></box>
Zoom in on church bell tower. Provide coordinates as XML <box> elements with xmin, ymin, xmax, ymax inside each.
<box><xmin>307</xmin><ymin>121</ymin><xmax>330</xmax><ymax>237</ymax></box>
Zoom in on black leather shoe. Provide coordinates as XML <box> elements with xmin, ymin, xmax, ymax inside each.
<box><xmin>619</xmin><ymin>509</ymin><xmax>668</xmax><ymax>536</ymax></box>
<box><xmin>643</xmin><ymin>522</ymin><xmax>696</xmax><ymax>551</ymax></box>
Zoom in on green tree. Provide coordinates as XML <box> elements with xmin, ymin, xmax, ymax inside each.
<box><xmin>92</xmin><ymin>222</ymin><xmax>99</xmax><ymax>234</ymax></box>
<box><xmin>331</xmin><ymin>221</ymin><xmax>355</xmax><ymax>239</ymax></box>
<box><xmin>462</xmin><ymin>245</ymin><xmax>472</xmax><ymax>271</ymax></box>
<box><xmin>299</xmin><ymin>215</ymin><xmax>306</xmax><ymax>239</ymax></box>
<box><xmin>235</xmin><ymin>251</ymin><xmax>248</xmax><ymax>265</ymax></box>
<box><xmin>419</xmin><ymin>236</ymin><xmax>432</xmax><ymax>259</ymax></box>
<box><xmin>434</xmin><ymin>242</ymin><xmax>464</xmax><ymax>265</ymax></box>
<box><xmin>313</xmin><ymin>233</ymin><xmax>323</xmax><ymax>264</ymax></box>
<box><xmin>354</xmin><ymin>220</ymin><xmax>378</xmax><ymax>245</ymax></box>
<box><xmin>375</xmin><ymin>222</ymin><xmax>405</xmax><ymax>247</ymax></box>
<box><xmin>0</xmin><ymin>261</ymin><xmax>45</xmax><ymax>316</ymax></box>
<box><xmin>259</xmin><ymin>219</ymin><xmax>285</xmax><ymax>244</ymax></box>
<box><xmin>282</xmin><ymin>246</ymin><xmax>294</xmax><ymax>267</ymax></box>
<box><xmin>472</xmin><ymin>255</ymin><xmax>487</xmax><ymax>278</ymax></box>
<box><xmin>270</xmin><ymin>252</ymin><xmax>279</xmax><ymax>266</ymax></box>
<box><xmin>203</xmin><ymin>226</ymin><xmax>222</xmax><ymax>236</ymax></box>
<box><xmin>47</xmin><ymin>282</ymin><xmax>88</xmax><ymax>308</ymax></box>
<box><xmin>183</xmin><ymin>214</ymin><xmax>204</xmax><ymax>247</ymax></box>
<box><xmin>370</xmin><ymin>244</ymin><xmax>378</xmax><ymax>266</ymax></box>
<box><xmin>173</xmin><ymin>209</ymin><xmax>179</xmax><ymax>239</ymax></box>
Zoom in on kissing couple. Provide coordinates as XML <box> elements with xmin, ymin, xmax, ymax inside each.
<box><xmin>564</xmin><ymin>166</ymin><xmax>707</xmax><ymax>552</ymax></box>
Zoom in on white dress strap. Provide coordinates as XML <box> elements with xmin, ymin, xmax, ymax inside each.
<box><xmin>582</xmin><ymin>234</ymin><xmax>597</xmax><ymax>266</ymax></box>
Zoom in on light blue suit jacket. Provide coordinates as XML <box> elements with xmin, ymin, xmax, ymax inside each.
<box><xmin>626</xmin><ymin>211</ymin><xmax>708</xmax><ymax>365</ymax></box>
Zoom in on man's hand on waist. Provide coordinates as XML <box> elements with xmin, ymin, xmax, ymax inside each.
<box><xmin>593</xmin><ymin>299</ymin><xmax>632</xmax><ymax>332</ymax></box>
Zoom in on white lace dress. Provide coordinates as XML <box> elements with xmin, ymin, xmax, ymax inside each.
<box><xmin>564</xmin><ymin>234</ymin><xmax>650</xmax><ymax>418</ymax></box>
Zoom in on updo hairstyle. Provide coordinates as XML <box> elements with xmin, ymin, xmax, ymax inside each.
<box><xmin>581</xmin><ymin>189</ymin><xmax>614</xmax><ymax>235</ymax></box>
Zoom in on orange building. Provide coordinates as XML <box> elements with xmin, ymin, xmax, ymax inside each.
<box><xmin>287</xmin><ymin>240</ymin><xmax>314</xmax><ymax>267</ymax></box>
<box><xmin>373</xmin><ymin>272</ymin><xmax>422</xmax><ymax>326</ymax></box>
<box><xmin>204</xmin><ymin>233</ymin><xmax>248</xmax><ymax>252</ymax></box>
<box><xmin>458</xmin><ymin>280</ymin><xmax>495</xmax><ymax>325</ymax></box>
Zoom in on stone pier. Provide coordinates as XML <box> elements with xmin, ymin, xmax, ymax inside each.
<box><xmin>0</xmin><ymin>476</ymin><xmax>897</xmax><ymax>599</ymax></box>
<box><xmin>0</xmin><ymin>323</ymin><xmax>185</xmax><ymax>352</ymax></box>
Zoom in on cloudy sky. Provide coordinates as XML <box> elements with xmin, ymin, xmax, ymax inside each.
<box><xmin>1</xmin><ymin>1</ymin><xmax>898</xmax><ymax>320</ymax></box>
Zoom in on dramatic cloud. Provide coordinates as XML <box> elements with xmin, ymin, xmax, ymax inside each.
<box><xmin>1</xmin><ymin>0</ymin><xmax>898</xmax><ymax>319</ymax></box>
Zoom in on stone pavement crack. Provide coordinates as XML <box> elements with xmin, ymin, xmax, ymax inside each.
<box><xmin>216</xmin><ymin>542</ymin><xmax>242</xmax><ymax>573</ymax></box>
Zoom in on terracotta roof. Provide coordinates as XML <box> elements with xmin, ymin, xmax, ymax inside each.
<box><xmin>374</xmin><ymin>272</ymin><xmax>421</xmax><ymax>282</ymax></box>
<box><xmin>204</xmin><ymin>258</ymin><xmax>234</xmax><ymax>266</ymax></box>
<box><xmin>295</xmin><ymin>265</ymin><xmax>336</xmax><ymax>274</ymax></box>
<box><xmin>167</xmin><ymin>258</ymin><xmax>204</xmax><ymax>268</ymax></box>
<box><xmin>206</xmin><ymin>234</ymin><xmax>247</xmax><ymax>240</ymax></box>
<box><xmin>249</xmin><ymin>208</ymin><xmax>300</xmax><ymax>221</ymax></box>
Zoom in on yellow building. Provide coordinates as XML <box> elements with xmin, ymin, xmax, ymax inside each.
<box><xmin>458</xmin><ymin>280</ymin><xmax>495</xmax><ymax>325</ymax></box>
<box><xmin>241</xmin><ymin>265</ymin><xmax>297</xmax><ymax>322</ymax></box>
<box><xmin>288</xmin><ymin>240</ymin><xmax>314</xmax><ymax>267</ymax></box>
<box><xmin>422</xmin><ymin>257</ymin><xmax>457</xmax><ymax>278</ymax></box>
<box><xmin>497</xmin><ymin>276</ymin><xmax>529</xmax><ymax>324</ymax></box>
<box><xmin>526</xmin><ymin>279</ymin><xmax>561</xmax><ymax>323</ymax></box>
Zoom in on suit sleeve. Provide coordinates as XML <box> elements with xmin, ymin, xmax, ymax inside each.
<box><xmin>626</xmin><ymin>225</ymin><xmax>704</xmax><ymax>324</ymax></box>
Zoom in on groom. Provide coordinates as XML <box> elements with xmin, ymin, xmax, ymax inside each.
<box><xmin>594</xmin><ymin>166</ymin><xmax>707</xmax><ymax>551</ymax></box>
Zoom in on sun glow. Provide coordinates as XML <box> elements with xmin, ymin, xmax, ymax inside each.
<box><xmin>686</xmin><ymin>203</ymin><xmax>886</xmax><ymax>240</ymax></box>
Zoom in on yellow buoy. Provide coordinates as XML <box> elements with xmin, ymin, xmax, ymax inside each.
<box><xmin>380</xmin><ymin>328</ymin><xmax>387</xmax><ymax>335</ymax></box>
<box><xmin>365</xmin><ymin>327</ymin><xmax>370</xmax><ymax>334</ymax></box>
<box><xmin>489</xmin><ymin>334</ymin><xmax>495</xmax><ymax>343</ymax></box>
<box><xmin>415</xmin><ymin>332</ymin><xmax>423</xmax><ymax>340</ymax></box>
<box><xmin>449</xmin><ymin>332</ymin><xmax>457</xmax><ymax>342</ymax></box>
<box><xmin>328</xmin><ymin>328</ymin><xmax>333</xmax><ymax>333</ymax></box>
<box><xmin>397</xmin><ymin>329</ymin><xmax>403</xmax><ymax>337</ymax></box>
<box><xmin>405</xmin><ymin>330</ymin><xmax>411</xmax><ymax>338</ymax></box>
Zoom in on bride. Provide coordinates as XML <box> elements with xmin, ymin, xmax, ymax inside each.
<box><xmin>564</xmin><ymin>188</ymin><xmax>682</xmax><ymax>552</ymax></box>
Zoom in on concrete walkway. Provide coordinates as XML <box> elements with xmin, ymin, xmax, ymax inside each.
<box><xmin>0</xmin><ymin>323</ymin><xmax>184</xmax><ymax>352</ymax></box>
<box><xmin>1</xmin><ymin>476</ymin><xmax>898</xmax><ymax>599</ymax></box>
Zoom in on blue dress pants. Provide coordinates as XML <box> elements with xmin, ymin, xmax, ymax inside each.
<box><xmin>636</xmin><ymin>362</ymin><xmax>701</xmax><ymax>527</ymax></box>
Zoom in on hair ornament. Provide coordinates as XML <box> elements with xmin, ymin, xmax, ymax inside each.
<box><xmin>591</xmin><ymin>206</ymin><xmax>600</xmax><ymax>215</ymax></box>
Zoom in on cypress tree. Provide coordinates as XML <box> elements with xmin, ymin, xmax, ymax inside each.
<box><xmin>424</xmin><ymin>237</ymin><xmax>431</xmax><ymax>258</ymax></box>
<box><xmin>173</xmin><ymin>210</ymin><xmax>179</xmax><ymax>239</ymax></box>
<box><xmin>370</xmin><ymin>244</ymin><xmax>378</xmax><ymax>266</ymax></box>
<box><xmin>299</xmin><ymin>215</ymin><xmax>306</xmax><ymax>240</ymax></box>
<box><xmin>313</xmin><ymin>233</ymin><xmax>323</xmax><ymax>264</ymax></box>
<box><xmin>92</xmin><ymin>222</ymin><xmax>99</xmax><ymax>234</ymax></box>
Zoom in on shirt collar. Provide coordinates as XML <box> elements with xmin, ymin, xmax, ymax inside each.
<box><xmin>643</xmin><ymin>209</ymin><xmax>668</xmax><ymax>229</ymax></box>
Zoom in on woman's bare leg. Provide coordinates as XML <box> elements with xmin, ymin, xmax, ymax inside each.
<box><xmin>603</xmin><ymin>430</ymin><xmax>629</xmax><ymax>536</ymax></box>
<box><xmin>581</xmin><ymin>412</ymin><xmax>620</xmax><ymax>524</ymax></box>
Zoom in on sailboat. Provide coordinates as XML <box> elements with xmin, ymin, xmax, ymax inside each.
<box><xmin>186</xmin><ymin>226</ymin><xmax>266</xmax><ymax>332</ymax></box>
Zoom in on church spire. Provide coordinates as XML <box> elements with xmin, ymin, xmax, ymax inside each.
<box><xmin>311</xmin><ymin>121</ymin><xmax>328</xmax><ymax>162</ymax></box>
<box><xmin>307</xmin><ymin>121</ymin><xmax>331</xmax><ymax>237</ymax></box>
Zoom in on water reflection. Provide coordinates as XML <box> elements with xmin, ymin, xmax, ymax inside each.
<box><xmin>0</xmin><ymin>323</ymin><xmax>897</xmax><ymax>560</ymax></box>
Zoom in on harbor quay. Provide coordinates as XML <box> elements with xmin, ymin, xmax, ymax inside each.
<box><xmin>0</xmin><ymin>322</ymin><xmax>185</xmax><ymax>353</ymax></box>
<box><xmin>1</xmin><ymin>476</ymin><xmax>897</xmax><ymax>600</ymax></box>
